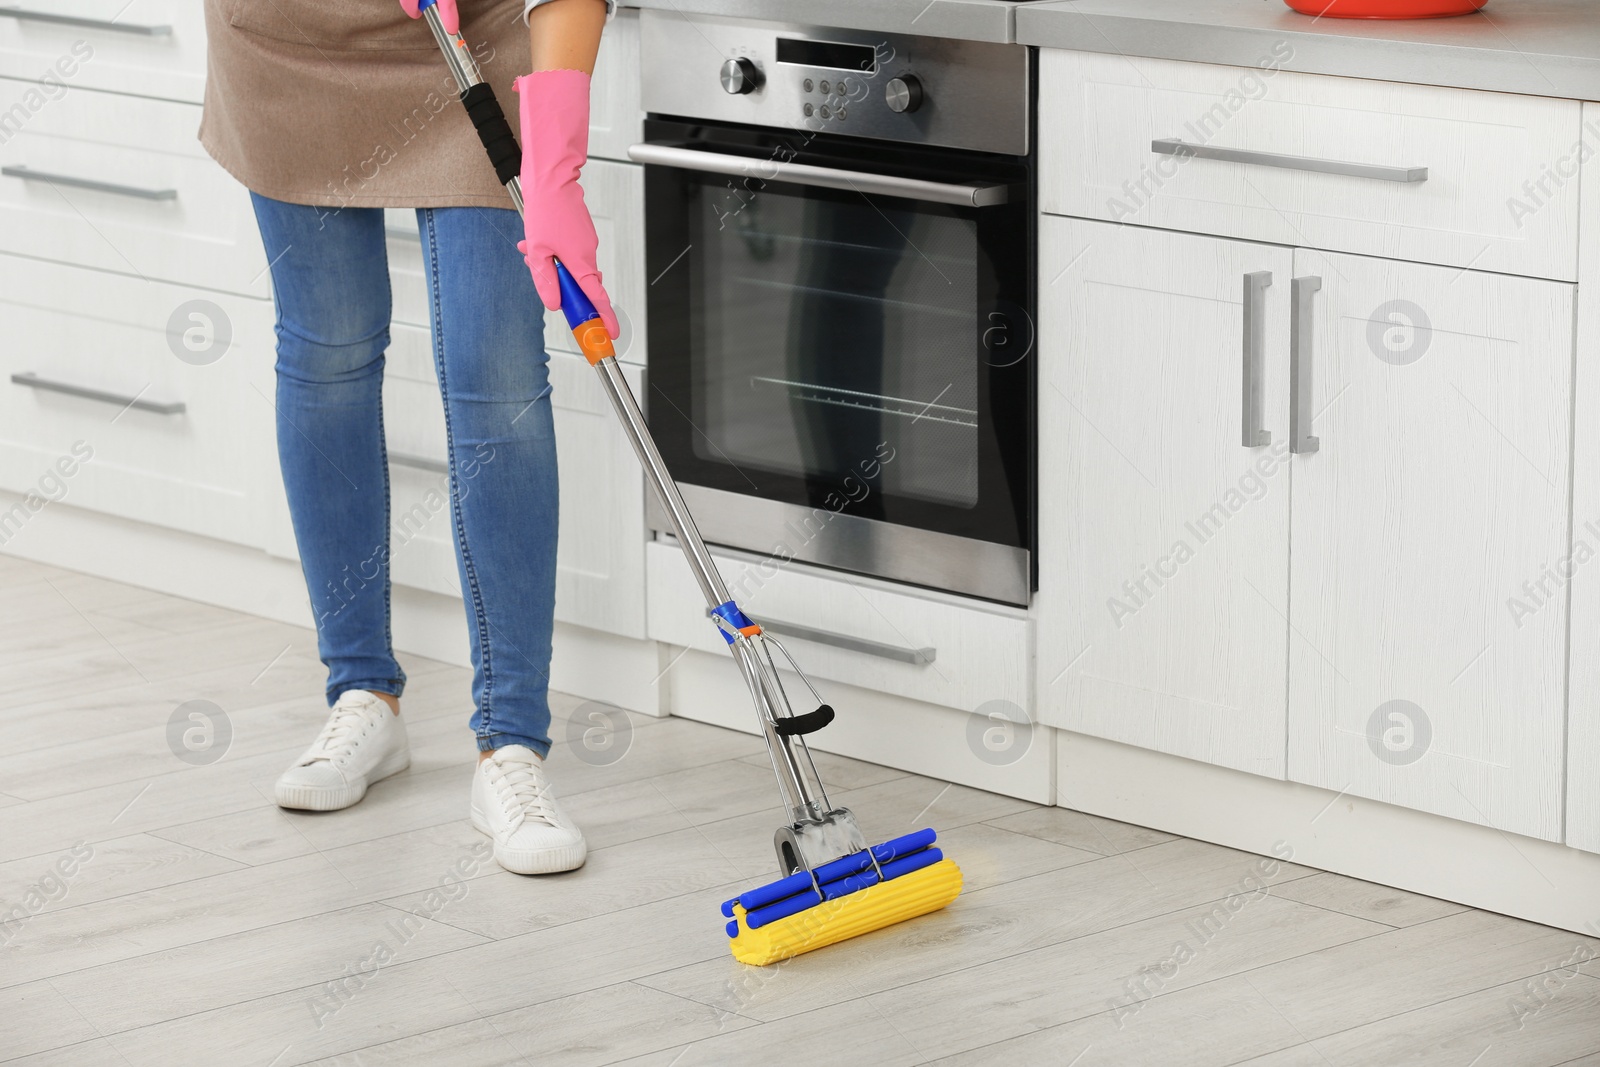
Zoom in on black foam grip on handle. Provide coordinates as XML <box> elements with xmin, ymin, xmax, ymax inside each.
<box><xmin>773</xmin><ymin>705</ymin><xmax>835</xmax><ymax>738</ymax></box>
<box><xmin>460</xmin><ymin>82</ymin><xmax>521</xmax><ymax>186</ymax></box>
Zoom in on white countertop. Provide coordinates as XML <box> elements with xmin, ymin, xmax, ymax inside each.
<box><xmin>626</xmin><ymin>0</ymin><xmax>1028</xmax><ymax>44</ymax></box>
<box><xmin>1016</xmin><ymin>0</ymin><xmax>1600</xmax><ymax>100</ymax></box>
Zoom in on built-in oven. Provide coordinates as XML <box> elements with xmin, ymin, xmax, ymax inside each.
<box><xmin>632</xmin><ymin>15</ymin><xmax>1034</xmax><ymax>605</ymax></box>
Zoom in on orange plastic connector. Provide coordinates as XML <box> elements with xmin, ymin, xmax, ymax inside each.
<box><xmin>739</xmin><ymin>624</ymin><xmax>763</xmax><ymax>638</ymax></box>
<box><xmin>573</xmin><ymin>320</ymin><xmax>615</xmax><ymax>365</ymax></box>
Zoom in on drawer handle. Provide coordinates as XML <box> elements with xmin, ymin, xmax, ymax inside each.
<box><xmin>389</xmin><ymin>451</ymin><xmax>447</xmax><ymax>474</ymax></box>
<box><xmin>1151</xmin><ymin>139</ymin><xmax>1428</xmax><ymax>184</ymax></box>
<box><xmin>2</xmin><ymin>165</ymin><xmax>178</xmax><ymax>202</ymax></box>
<box><xmin>0</xmin><ymin>7</ymin><xmax>172</xmax><ymax>36</ymax></box>
<box><xmin>1241</xmin><ymin>270</ymin><xmax>1272</xmax><ymax>449</ymax></box>
<box><xmin>1289</xmin><ymin>276</ymin><xmax>1321</xmax><ymax>455</ymax></box>
<box><xmin>758</xmin><ymin>618</ymin><xmax>936</xmax><ymax>666</ymax></box>
<box><xmin>12</xmin><ymin>372</ymin><xmax>185</xmax><ymax>415</ymax></box>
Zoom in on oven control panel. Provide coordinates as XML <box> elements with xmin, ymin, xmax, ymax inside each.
<box><xmin>640</xmin><ymin>12</ymin><xmax>1029</xmax><ymax>156</ymax></box>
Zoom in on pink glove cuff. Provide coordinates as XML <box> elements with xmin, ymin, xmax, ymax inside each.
<box><xmin>513</xmin><ymin>69</ymin><xmax>619</xmax><ymax>339</ymax></box>
<box><xmin>514</xmin><ymin>69</ymin><xmax>591</xmax><ymax>193</ymax></box>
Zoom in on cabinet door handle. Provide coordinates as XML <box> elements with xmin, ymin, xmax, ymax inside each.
<box><xmin>0</xmin><ymin>7</ymin><xmax>171</xmax><ymax>36</ymax></box>
<box><xmin>389</xmin><ymin>451</ymin><xmax>447</xmax><ymax>475</ymax></box>
<box><xmin>12</xmin><ymin>371</ymin><xmax>185</xmax><ymax>415</ymax></box>
<box><xmin>1241</xmin><ymin>270</ymin><xmax>1272</xmax><ymax>448</ymax></box>
<box><xmin>2</xmin><ymin>165</ymin><xmax>178</xmax><ymax>201</ymax></box>
<box><xmin>738</xmin><ymin>616</ymin><xmax>936</xmax><ymax>666</ymax></box>
<box><xmin>1289</xmin><ymin>276</ymin><xmax>1321</xmax><ymax>455</ymax></box>
<box><xmin>1152</xmin><ymin>139</ymin><xmax>1428</xmax><ymax>184</ymax></box>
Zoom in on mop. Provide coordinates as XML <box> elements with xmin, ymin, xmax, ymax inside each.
<box><xmin>413</xmin><ymin>2</ymin><xmax>962</xmax><ymax>965</ymax></box>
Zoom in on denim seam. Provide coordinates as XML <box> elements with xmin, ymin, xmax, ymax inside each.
<box><xmin>375</xmin><ymin>328</ymin><xmax>403</xmax><ymax>700</ymax></box>
<box><xmin>423</xmin><ymin>207</ymin><xmax>498</xmax><ymax>743</ymax></box>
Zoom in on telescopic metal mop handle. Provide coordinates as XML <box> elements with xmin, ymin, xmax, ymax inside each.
<box><xmin>417</xmin><ymin>3</ymin><xmax>865</xmax><ymax>872</ymax></box>
<box><xmin>418</xmin><ymin>2</ymin><xmax>727</xmax><ymax>607</ymax></box>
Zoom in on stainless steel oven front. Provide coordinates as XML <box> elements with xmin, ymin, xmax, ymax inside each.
<box><xmin>634</xmin><ymin>14</ymin><xmax>1034</xmax><ymax>605</ymax></box>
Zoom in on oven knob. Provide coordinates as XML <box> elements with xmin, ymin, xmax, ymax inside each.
<box><xmin>885</xmin><ymin>75</ymin><xmax>923</xmax><ymax>113</ymax></box>
<box><xmin>720</xmin><ymin>57</ymin><xmax>761</xmax><ymax>95</ymax></box>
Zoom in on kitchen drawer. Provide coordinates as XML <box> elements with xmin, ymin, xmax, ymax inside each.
<box><xmin>0</xmin><ymin>1</ymin><xmax>205</xmax><ymax>103</ymax></box>
<box><xmin>0</xmin><ymin>84</ymin><xmax>268</xmax><ymax>296</ymax></box>
<box><xmin>646</xmin><ymin>539</ymin><xmax>1029</xmax><ymax>714</ymax></box>
<box><xmin>0</xmin><ymin>255</ymin><xmax>275</xmax><ymax>547</ymax></box>
<box><xmin>1040</xmin><ymin>50</ymin><xmax>1582</xmax><ymax>281</ymax></box>
<box><xmin>388</xmin><ymin>158</ymin><xmax>647</xmax><ymax>363</ymax></box>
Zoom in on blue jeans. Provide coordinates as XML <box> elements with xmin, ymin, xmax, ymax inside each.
<box><xmin>251</xmin><ymin>192</ymin><xmax>559</xmax><ymax>758</ymax></box>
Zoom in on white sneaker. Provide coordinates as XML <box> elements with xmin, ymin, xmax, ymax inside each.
<box><xmin>274</xmin><ymin>689</ymin><xmax>410</xmax><ymax>811</ymax></box>
<box><xmin>470</xmin><ymin>745</ymin><xmax>587</xmax><ymax>874</ymax></box>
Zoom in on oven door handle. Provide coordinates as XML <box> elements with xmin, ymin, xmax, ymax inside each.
<box><xmin>627</xmin><ymin>143</ymin><xmax>1010</xmax><ymax>208</ymax></box>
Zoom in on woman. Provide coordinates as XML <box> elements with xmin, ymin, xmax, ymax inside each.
<box><xmin>199</xmin><ymin>0</ymin><xmax>618</xmax><ymax>874</ymax></box>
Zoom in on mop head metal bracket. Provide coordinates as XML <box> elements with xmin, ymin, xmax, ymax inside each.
<box><xmin>776</xmin><ymin>807</ymin><xmax>868</xmax><ymax>875</ymax></box>
<box><xmin>721</xmin><ymin>828</ymin><xmax>964</xmax><ymax>966</ymax></box>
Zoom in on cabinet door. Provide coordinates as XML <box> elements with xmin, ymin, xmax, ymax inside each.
<box><xmin>1037</xmin><ymin>217</ymin><xmax>1293</xmax><ymax>778</ymax></box>
<box><xmin>0</xmin><ymin>84</ymin><xmax>269</xmax><ymax>297</ymax></box>
<box><xmin>1287</xmin><ymin>248</ymin><xmax>1573</xmax><ymax>841</ymax></box>
<box><xmin>1569</xmin><ymin>113</ymin><xmax>1600</xmax><ymax>855</ymax></box>
<box><xmin>590</xmin><ymin>8</ymin><xmax>644</xmax><ymax>163</ymax></box>
<box><xmin>548</xmin><ymin>351</ymin><xmax>647</xmax><ymax>638</ymax></box>
<box><xmin>0</xmin><ymin>254</ymin><xmax>274</xmax><ymax>548</ymax></box>
<box><xmin>0</xmin><ymin>1</ymin><xmax>207</xmax><ymax>104</ymax></box>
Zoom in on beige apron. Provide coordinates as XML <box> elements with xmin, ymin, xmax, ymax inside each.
<box><xmin>199</xmin><ymin>0</ymin><xmax>533</xmax><ymax>209</ymax></box>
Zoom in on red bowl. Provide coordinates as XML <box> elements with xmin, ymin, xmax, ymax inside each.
<box><xmin>1283</xmin><ymin>0</ymin><xmax>1486</xmax><ymax>16</ymax></box>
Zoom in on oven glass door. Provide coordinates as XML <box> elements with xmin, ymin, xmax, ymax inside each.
<box><xmin>642</xmin><ymin>119</ymin><xmax>1033</xmax><ymax>597</ymax></box>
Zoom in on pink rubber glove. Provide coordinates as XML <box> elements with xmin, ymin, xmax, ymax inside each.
<box><xmin>399</xmin><ymin>0</ymin><xmax>457</xmax><ymax>35</ymax></box>
<box><xmin>513</xmin><ymin>69</ymin><xmax>620</xmax><ymax>339</ymax></box>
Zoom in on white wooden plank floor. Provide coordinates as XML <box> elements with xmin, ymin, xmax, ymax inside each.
<box><xmin>2</xmin><ymin>554</ymin><xmax>1597</xmax><ymax>1067</ymax></box>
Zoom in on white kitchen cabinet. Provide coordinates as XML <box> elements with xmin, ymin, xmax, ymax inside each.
<box><xmin>1285</xmin><ymin>248</ymin><xmax>1573</xmax><ymax>842</ymax></box>
<box><xmin>0</xmin><ymin>84</ymin><xmax>268</xmax><ymax>297</ymax></box>
<box><xmin>0</xmin><ymin>1</ymin><xmax>206</xmax><ymax>104</ymax></box>
<box><xmin>591</xmin><ymin>8</ymin><xmax>645</xmax><ymax>164</ymax></box>
<box><xmin>647</xmin><ymin>540</ymin><xmax>1030</xmax><ymax>715</ymax></box>
<box><xmin>546</xmin><ymin>350</ymin><xmax>647</xmax><ymax>638</ymax></box>
<box><xmin>0</xmin><ymin>253</ymin><xmax>275</xmax><ymax>547</ymax></box>
<box><xmin>1036</xmin><ymin>216</ymin><xmax>1293</xmax><ymax>779</ymax></box>
<box><xmin>1040</xmin><ymin>50</ymin><xmax>1582</xmax><ymax>282</ymax></box>
<box><xmin>1567</xmin><ymin>103</ymin><xmax>1600</xmax><ymax>855</ymax></box>
<box><xmin>389</xmin><ymin>158</ymin><xmax>647</xmax><ymax>366</ymax></box>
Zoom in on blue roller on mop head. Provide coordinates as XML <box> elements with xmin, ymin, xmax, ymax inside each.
<box><xmin>723</xmin><ymin>828</ymin><xmax>939</xmax><ymax>922</ymax></box>
<box><xmin>723</xmin><ymin>829</ymin><xmax>946</xmax><ymax>931</ymax></box>
<box><xmin>411</xmin><ymin>5</ymin><xmax>963</xmax><ymax>970</ymax></box>
<box><xmin>721</xmin><ymin>824</ymin><xmax>964</xmax><ymax>966</ymax></box>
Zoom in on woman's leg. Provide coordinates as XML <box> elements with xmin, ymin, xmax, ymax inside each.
<box><xmin>418</xmin><ymin>205</ymin><xmax>558</xmax><ymax>757</ymax></box>
<box><xmin>250</xmin><ymin>193</ymin><xmax>406</xmax><ymax>704</ymax></box>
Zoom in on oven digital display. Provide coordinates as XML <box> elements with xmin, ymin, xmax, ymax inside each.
<box><xmin>775</xmin><ymin>37</ymin><xmax>878</xmax><ymax>73</ymax></box>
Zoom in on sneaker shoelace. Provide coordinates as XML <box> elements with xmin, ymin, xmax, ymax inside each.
<box><xmin>303</xmin><ymin>702</ymin><xmax>376</xmax><ymax>765</ymax></box>
<box><xmin>488</xmin><ymin>754</ymin><xmax>557</xmax><ymax>831</ymax></box>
